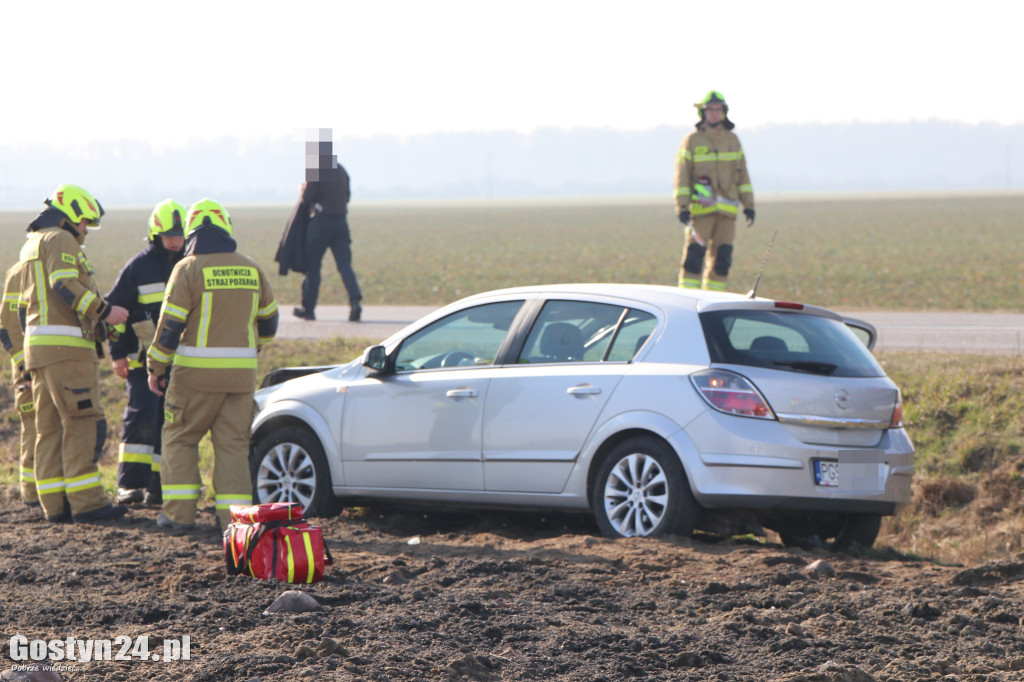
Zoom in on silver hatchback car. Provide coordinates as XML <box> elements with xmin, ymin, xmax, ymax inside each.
<box><xmin>250</xmin><ymin>284</ymin><xmax>914</xmax><ymax>548</ymax></box>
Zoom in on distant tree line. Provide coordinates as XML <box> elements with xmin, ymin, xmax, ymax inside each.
<box><xmin>1</xmin><ymin>121</ymin><xmax>1021</xmax><ymax>209</ymax></box>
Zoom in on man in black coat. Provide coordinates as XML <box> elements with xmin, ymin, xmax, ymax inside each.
<box><xmin>291</xmin><ymin>134</ymin><xmax>362</xmax><ymax>322</ymax></box>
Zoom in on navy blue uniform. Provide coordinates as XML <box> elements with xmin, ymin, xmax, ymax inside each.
<box><xmin>106</xmin><ymin>240</ymin><xmax>182</xmax><ymax>498</ymax></box>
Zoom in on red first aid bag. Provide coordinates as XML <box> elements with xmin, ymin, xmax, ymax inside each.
<box><xmin>224</xmin><ymin>503</ymin><xmax>334</xmax><ymax>583</ymax></box>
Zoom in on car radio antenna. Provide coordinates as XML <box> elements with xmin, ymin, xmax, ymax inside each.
<box><xmin>746</xmin><ymin>229</ymin><xmax>778</xmax><ymax>299</ymax></box>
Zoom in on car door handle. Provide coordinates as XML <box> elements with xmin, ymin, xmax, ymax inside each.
<box><xmin>446</xmin><ymin>388</ymin><xmax>478</xmax><ymax>398</ymax></box>
<box><xmin>567</xmin><ymin>385</ymin><xmax>601</xmax><ymax>396</ymax></box>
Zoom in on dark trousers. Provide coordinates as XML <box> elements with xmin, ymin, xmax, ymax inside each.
<box><xmin>300</xmin><ymin>214</ymin><xmax>362</xmax><ymax>313</ymax></box>
<box><xmin>117</xmin><ymin>366</ymin><xmax>162</xmax><ymax>494</ymax></box>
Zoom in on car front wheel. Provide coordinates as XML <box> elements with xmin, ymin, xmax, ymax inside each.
<box><xmin>250</xmin><ymin>426</ymin><xmax>340</xmax><ymax>517</ymax></box>
<box><xmin>592</xmin><ymin>437</ymin><xmax>698</xmax><ymax>538</ymax></box>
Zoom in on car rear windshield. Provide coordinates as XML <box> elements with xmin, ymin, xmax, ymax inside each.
<box><xmin>699</xmin><ymin>309</ymin><xmax>884</xmax><ymax>377</ymax></box>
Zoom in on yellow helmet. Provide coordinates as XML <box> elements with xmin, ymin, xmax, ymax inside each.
<box><xmin>148</xmin><ymin>199</ymin><xmax>186</xmax><ymax>240</ymax></box>
<box><xmin>46</xmin><ymin>184</ymin><xmax>104</xmax><ymax>228</ymax></box>
<box><xmin>185</xmin><ymin>198</ymin><xmax>232</xmax><ymax>236</ymax></box>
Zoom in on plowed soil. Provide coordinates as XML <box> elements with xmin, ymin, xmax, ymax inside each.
<box><xmin>2</xmin><ymin>492</ymin><xmax>1024</xmax><ymax>682</ymax></box>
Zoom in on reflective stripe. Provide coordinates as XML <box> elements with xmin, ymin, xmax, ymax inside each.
<box><xmin>37</xmin><ymin>477</ymin><xmax>66</xmax><ymax>493</ymax></box>
<box><xmin>738</xmin><ymin>184</ymin><xmax>753</xmax><ymax>194</ymax></box>
<box><xmin>215</xmin><ymin>494</ymin><xmax>252</xmax><ymax>510</ymax></box>
<box><xmin>680</xmin><ymin>277</ymin><xmax>702</xmax><ymax>289</ymax></box>
<box><xmin>26</xmin><ymin>325</ymin><xmax>94</xmax><ymax>350</ymax></box>
<box><xmin>151</xmin><ymin>454</ymin><xmax>162</xmax><ymax>473</ymax></box>
<box><xmin>175</xmin><ymin>345</ymin><xmax>258</xmax><ymax>368</ymax></box>
<box><xmin>174</xmin><ymin>355</ymin><xmax>258</xmax><ymax>369</ymax></box>
<box><xmin>302</xmin><ymin>532</ymin><xmax>315</xmax><ymax>582</ymax></box>
<box><xmin>258</xmin><ymin>300</ymin><xmax>278</xmax><ymax>317</ymax></box>
<box><xmin>48</xmin><ymin>268</ymin><xmax>79</xmax><ymax>285</ymax></box>
<box><xmin>65</xmin><ymin>473</ymin><xmax>102</xmax><ymax>492</ymax></box>
<box><xmin>76</xmin><ymin>290</ymin><xmax>97</xmax><ymax>316</ymax></box>
<box><xmin>163</xmin><ymin>484</ymin><xmax>201</xmax><ymax>500</ymax></box>
<box><xmin>163</xmin><ymin>302</ymin><xmax>189</xmax><ymax>320</ymax></box>
<box><xmin>29</xmin><ymin>324</ymin><xmax>84</xmax><ymax>338</ymax></box>
<box><xmin>693</xmin><ymin>151</ymin><xmax>743</xmax><ymax>163</ymax></box>
<box><xmin>148</xmin><ymin>346</ymin><xmax>173</xmax><ymax>363</ymax></box>
<box><xmin>198</xmin><ymin>292</ymin><xmax>212</xmax><ymax>347</ymax></box>
<box><xmin>32</xmin><ymin>261</ymin><xmax>48</xmax><ymax>323</ymax></box>
<box><xmin>128</xmin><ymin>358</ymin><xmax>144</xmax><ymax>369</ymax></box>
<box><xmin>705</xmin><ymin>279</ymin><xmax>727</xmax><ymax>291</ymax></box>
<box><xmin>247</xmin><ymin>293</ymin><xmax>258</xmax><ymax>349</ymax></box>
<box><xmin>20</xmin><ymin>467</ymin><xmax>35</xmax><ymax>482</ymax></box>
<box><xmin>176</xmin><ymin>345</ymin><xmax>258</xmax><ymax>359</ymax></box>
<box><xmin>119</xmin><ymin>443</ymin><xmax>155</xmax><ymax>465</ymax></box>
<box><xmin>12</xmin><ymin>349</ymin><xmax>24</xmax><ymax>366</ymax></box>
<box><xmin>286</xmin><ymin>535</ymin><xmax>296</xmax><ymax>583</ymax></box>
<box><xmin>137</xmin><ymin>282</ymin><xmax>166</xmax><ymax>306</ymax></box>
<box><xmin>673</xmin><ymin>187</ymin><xmax>689</xmax><ymax>197</ymax></box>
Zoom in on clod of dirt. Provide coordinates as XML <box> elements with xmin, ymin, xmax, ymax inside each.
<box><xmin>263</xmin><ymin>590</ymin><xmax>323</xmax><ymax>614</ymax></box>
<box><xmin>804</xmin><ymin>559</ymin><xmax>836</xmax><ymax>577</ymax></box>
<box><xmin>774</xmin><ymin>660</ymin><xmax>878</xmax><ymax>681</ymax></box>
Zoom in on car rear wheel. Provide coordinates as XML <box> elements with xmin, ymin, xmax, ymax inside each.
<box><xmin>592</xmin><ymin>437</ymin><xmax>698</xmax><ymax>538</ymax></box>
<box><xmin>778</xmin><ymin>513</ymin><xmax>882</xmax><ymax>551</ymax></box>
<box><xmin>250</xmin><ymin>426</ymin><xmax>340</xmax><ymax>517</ymax></box>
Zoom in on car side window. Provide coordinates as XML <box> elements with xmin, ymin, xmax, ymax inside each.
<box><xmin>394</xmin><ymin>300</ymin><xmax>523</xmax><ymax>371</ymax></box>
<box><xmin>605</xmin><ymin>311</ymin><xmax>657</xmax><ymax>361</ymax></box>
<box><xmin>518</xmin><ymin>301</ymin><xmax>655</xmax><ymax>364</ymax></box>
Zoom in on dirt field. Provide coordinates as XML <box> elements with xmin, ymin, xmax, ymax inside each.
<box><xmin>2</xmin><ymin>490</ymin><xmax>1024</xmax><ymax>682</ymax></box>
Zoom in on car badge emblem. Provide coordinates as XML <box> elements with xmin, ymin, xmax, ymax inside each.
<box><xmin>834</xmin><ymin>389</ymin><xmax>850</xmax><ymax>410</ymax></box>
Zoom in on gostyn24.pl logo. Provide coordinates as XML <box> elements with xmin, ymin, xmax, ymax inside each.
<box><xmin>7</xmin><ymin>635</ymin><xmax>191</xmax><ymax>663</ymax></box>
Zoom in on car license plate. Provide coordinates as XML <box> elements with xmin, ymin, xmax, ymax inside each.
<box><xmin>813</xmin><ymin>460</ymin><xmax>840</xmax><ymax>487</ymax></box>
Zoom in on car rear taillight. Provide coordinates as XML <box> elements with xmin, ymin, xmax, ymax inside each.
<box><xmin>890</xmin><ymin>392</ymin><xmax>904</xmax><ymax>428</ymax></box>
<box><xmin>773</xmin><ymin>301</ymin><xmax>804</xmax><ymax>310</ymax></box>
<box><xmin>690</xmin><ymin>370</ymin><xmax>776</xmax><ymax>420</ymax></box>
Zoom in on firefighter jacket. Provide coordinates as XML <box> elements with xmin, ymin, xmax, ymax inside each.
<box><xmin>1</xmin><ymin>260</ymin><xmax>27</xmax><ymax>375</ymax></box>
<box><xmin>106</xmin><ymin>241</ymin><xmax>183</xmax><ymax>368</ymax></box>
<box><xmin>147</xmin><ymin>226</ymin><xmax>279</xmax><ymax>393</ymax></box>
<box><xmin>674</xmin><ymin>123</ymin><xmax>754</xmax><ymax>218</ymax></box>
<box><xmin>18</xmin><ymin>210</ymin><xmax>115</xmax><ymax>370</ymax></box>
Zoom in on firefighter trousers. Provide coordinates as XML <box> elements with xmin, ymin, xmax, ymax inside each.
<box><xmin>117</xmin><ymin>366</ymin><xmax>162</xmax><ymax>494</ymax></box>
<box><xmin>679</xmin><ymin>213</ymin><xmax>737</xmax><ymax>291</ymax></box>
<box><xmin>17</xmin><ymin>378</ymin><xmax>38</xmax><ymax>504</ymax></box>
<box><xmin>31</xmin><ymin>360</ymin><xmax>111</xmax><ymax>518</ymax></box>
<box><xmin>161</xmin><ymin>383</ymin><xmax>255</xmax><ymax>528</ymax></box>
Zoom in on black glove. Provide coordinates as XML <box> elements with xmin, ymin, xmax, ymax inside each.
<box><xmin>744</xmin><ymin>208</ymin><xmax>755</xmax><ymax>226</ymax></box>
<box><xmin>677</xmin><ymin>209</ymin><xmax>691</xmax><ymax>225</ymax></box>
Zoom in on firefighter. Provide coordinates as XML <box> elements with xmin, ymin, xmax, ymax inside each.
<box><xmin>673</xmin><ymin>90</ymin><xmax>756</xmax><ymax>291</ymax></box>
<box><xmin>20</xmin><ymin>184</ymin><xmax>130</xmax><ymax>522</ymax></box>
<box><xmin>1</xmin><ymin>258</ymin><xmax>40</xmax><ymax>506</ymax></box>
<box><xmin>147</xmin><ymin>198</ymin><xmax>279</xmax><ymax>530</ymax></box>
<box><xmin>105</xmin><ymin>199</ymin><xmax>186</xmax><ymax>506</ymax></box>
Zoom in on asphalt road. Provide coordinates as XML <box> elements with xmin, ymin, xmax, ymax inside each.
<box><xmin>276</xmin><ymin>305</ymin><xmax>1024</xmax><ymax>355</ymax></box>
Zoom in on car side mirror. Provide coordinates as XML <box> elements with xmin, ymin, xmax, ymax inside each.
<box><xmin>362</xmin><ymin>345</ymin><xmax>390</xmax><ymax>373</ymax></box>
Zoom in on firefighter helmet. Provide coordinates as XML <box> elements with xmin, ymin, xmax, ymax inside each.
<box><xmin>148</xmin><ymin>199</ymin><xmax>186</xmax><ymax>240</ymax></box>
<box><xmin>696</xmin><ymin>90</ymin><xmax>729</xmax><ymax>115</ymax></box>
<box><xmin>185</xmin><ymin>198</ymin><xmax>232</xmax><ymax>236</ymax></box>
<box><xmin>45</xmin><ymin>184</ymin><xmax>104</xmax><ymax>228</ymax></box>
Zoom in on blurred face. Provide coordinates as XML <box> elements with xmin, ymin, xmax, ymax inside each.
<box><xmin>704</xmin><ymin>103</ymin><xmax>725</xmax><ymax>126</ymax></box>
<box><xmin>161</xmin><ymin>234</ymin><xmax>185</xmax><ymax>252</ymax></box>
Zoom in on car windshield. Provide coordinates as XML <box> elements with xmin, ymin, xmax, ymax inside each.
<box><xmin>699</xmin><ymin>309</ymin><xmax>884</xmax><ymax>378</ymax></box>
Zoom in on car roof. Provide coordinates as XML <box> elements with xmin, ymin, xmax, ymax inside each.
<box><xmin>454</xmin><ymin>283</ymin><xmax>837</xmax><ymax>317</ymax></box>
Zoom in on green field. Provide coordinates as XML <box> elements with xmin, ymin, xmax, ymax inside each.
<box><xmin>3</xmin><ymin>192</ymin><xmax>1023</xmax><ymax>310</ymax></box>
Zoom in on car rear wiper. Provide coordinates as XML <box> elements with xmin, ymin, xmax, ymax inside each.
<box><xmin>772</xmin><ymin>360</ymin><xmax>838</xmax><ymax>375</ymax></box>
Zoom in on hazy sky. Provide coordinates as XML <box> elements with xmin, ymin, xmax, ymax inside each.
<box><xmin>3</xmin><ymin>0</ymin><xmax>1020</xmax><ymax>150</ymax></box>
